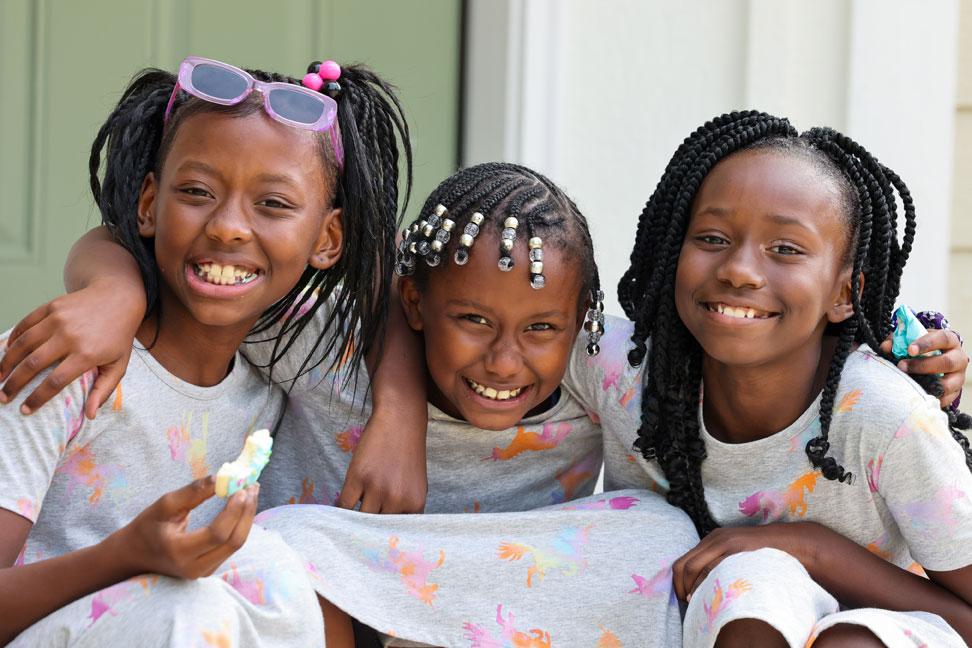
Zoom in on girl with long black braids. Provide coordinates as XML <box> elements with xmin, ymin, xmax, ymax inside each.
<box><xmin>583</xmin><ymin>111</ymin><xmax>972</xmax><ymax>646</ymax></box>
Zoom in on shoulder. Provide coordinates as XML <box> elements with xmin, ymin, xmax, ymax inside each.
<box><xmin>833</xmin><ymin>344</ymin><xmax>945</xmax><ymax>443</ymax></box>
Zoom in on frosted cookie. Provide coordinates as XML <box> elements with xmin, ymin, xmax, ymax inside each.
<box><xmin>216</xmin><ymin>429</ymin><xmax>273</xmax><ymax>497</ymax></box>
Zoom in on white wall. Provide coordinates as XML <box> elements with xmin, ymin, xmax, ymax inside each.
<box><xmin>464</xmin><ymin>0</ymin><xmax>958</xmax><ymax>317</ymax></box>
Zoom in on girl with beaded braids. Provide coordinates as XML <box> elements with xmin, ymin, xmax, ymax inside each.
<box><xmin>566</xmin><ymin>110</ymin><xmax>972</xmax><ymax>647</ymax></box>
<box><xmin>0</xmin><ymin>55</ymin><xmax>424</xmax><ymax>646</ymax></box>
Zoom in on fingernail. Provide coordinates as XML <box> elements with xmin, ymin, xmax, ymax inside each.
<box><xmin>686</xmin><ymin>593</ymin><xmax>692</xmax><ymax>603</ymax></box>
<box><xmin>0</xmin><ymin>392</ymin><xmax>7</xmax><ymax>404</ymax></box>
<box><xmin>897</xmin><ymin>360</ymin><xmax>908</xmax><ymax>372</ymax></box>
<box><xmin>908</xmin><ymin>344</ymin><xmax>919</xmax><ymax>356</ymax></box>
<box><xmin>20</xmin><ymin>404</ymin><xmax>31</xmax><ymax>415</ymax></box>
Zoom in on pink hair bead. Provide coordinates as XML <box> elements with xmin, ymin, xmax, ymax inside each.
<box><xmin>319</xmin><ymin>60</ymin><xmax>341</xmax><ymax>81</ymax></box>
<box><xmin>302</xmin><ymin>72</ymin><xmax>323</xmax><ymax>91</ymax></box>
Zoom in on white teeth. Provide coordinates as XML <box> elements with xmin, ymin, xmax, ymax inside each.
<box><xmin>746</xmin><ymin>308</ymin><xmax>755</xmax><ymax>319</ymax></box>
<box><xmin>467</xmin><ymin>379</ymin><xmax>523</xmax><ymax>401</ymax></box>
<box><xmin>712</xmin><ymin>303</ymin><xmax>767</xmax><ymax>319</ymax></box>
<box><xmin>194</xmin><ymin>262</ymin><xmax>258</xmax><ymax>286</ymax></box>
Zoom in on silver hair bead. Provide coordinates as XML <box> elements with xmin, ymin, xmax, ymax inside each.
<box><xmin>463</xmin><ymin>223</ymin><xmax>480</xmax><ymax>237</ymax></box>
<box><xmin>425</xmin><ymin>252</ymin><xmax>441</xmax><ymax>267</ymax></box>
<box><xmin>431</xmin><ymin>239</ymin><xmax>443</xmax><ymax>252</ymax></box>
<box><xmin>442</xmin><ymin>218</ymin><xmax>455</xmax><ymax>232</ymax></box>
<box><xmin>459</xmin><ymin>233</ymin><xmax>474</xmax><ymax>247</ymax></box>
<box><xmin>417</xmin><ymin>240</ymin><xmax>431</xmax><ymax>256</ymax></box>
<box><xmin>530</xmin><ymin>261</ymin><xmax>543</xmax><ymax>274</ymax></box>
<box><xmin>409</xmin><ymin>241</ymin><xmax>418</xmax><ymax>254</ymax></box>
<box><xmin>434</xmin><ymin>204</ymin><xmax>448</xmax><ymax>216</ymax></box>
<box><xmin>498</xmin><ymin>256</ymin><xmax>514</xmax><ymax>272</ymax></box>
<box><xmin>500</xmin><ymin>238</ymin><xmax>514</xmax><ymax>252</ymax></box>
<box><xmin>435</xmin><ymin>229</ymin><xmax>451</xmax><ymax>244</ymax></box>
<box><xmin>528</xmin><ymin>237</ymin><xmax>542</xmax><ymax>249</ymax></box>
<box><xmin>470</xmin><ymin>212</ymin><xmax>484</xmax><ymax>225</ymax></box>
<box><xmin>428</xmin><ymin>214</ymin><xmax>442</xmax><ymax>229</ymax></box>
<box><xmin>529</xmin><ymin>248</ymin><xmax>543</xmax><ymax>262</ymax></box>
<box><xmin>501</xmin><ymin>227</ymin><xmax>516</xmax><ymax>240</ymax></box>
<box><xmin>454</xmin><ymin>248</ymin><xmax>470</xmax><ymax>265</ymax></box>
<box><xmin>504</xmin><ymin>216</ymin><xmax>518</xmax><ymax>229</ymax></box>
<box><xmin>530</xmin><ymin>274</ymin><xmax>546</xmax><ymax>289</ymax></box>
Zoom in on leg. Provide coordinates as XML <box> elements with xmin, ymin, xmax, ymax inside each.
<box><xmin>318</xmin><ymin>595</ymin><xmax>354</xmax><ymax>648</ymax></box>
<box><xmin>715</xmin><ymin>619</ymin><xmax>788</xmax><ymax>648</ymax></box>
<box><xmin>810</xmin><ymin>624</ymin><xmax>884</xmax><ymax>648</ymax></box>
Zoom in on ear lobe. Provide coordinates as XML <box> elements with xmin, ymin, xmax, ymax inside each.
<box><xmin>137</xmin><ymin>173</ymin><xmax>158</xmax><ymax>237</ymax></box>
<box><xmin>399</xmin><ymin>276</ymin><xmax>425</xmax><ymax>332</ymax></box>
<box><xmin>309</xmin><ymin>207</ymin><xmax>344</xmax><ymax>270</ymax></box>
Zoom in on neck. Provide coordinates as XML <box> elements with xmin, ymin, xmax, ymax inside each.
<box><xmin>701</xmin><ymin>335</ymin><xmax>837</xmax><ymax>444</ymax></box>
<box><xmin>136</xmin><ymin>289</ymin><xmax>257</xmax><ymax>387</ymax></box>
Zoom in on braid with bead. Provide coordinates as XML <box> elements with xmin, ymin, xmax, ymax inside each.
<box><xmin>621</xmin><ymin>111</ymin><xmax>972</xmax><ymax>536</ymax></box>
<box><xmin>397</xmin><ymin>162</ymin><xmax>601</xmax><ymax>311</ymax></box>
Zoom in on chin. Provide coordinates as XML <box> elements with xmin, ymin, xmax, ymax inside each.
<box><xmin>462</xmin><ymin>409</ymin><xmax>528</xmax><ymax>431</ymax></box>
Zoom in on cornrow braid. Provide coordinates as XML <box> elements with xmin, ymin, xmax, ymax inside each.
<box><xmin>621</xmin><ymin>110</ymin><xmax>972</xmax><ymax>537</ymax></box>
<box><xmin>89</xmin><ymin>61</ymin><xmax>411</xmax><ymax>386</ymax></box>
<box><xmin>396</xmin><ymin>162</ymin><xmax>600</xmax><ymax>312</ymax></box>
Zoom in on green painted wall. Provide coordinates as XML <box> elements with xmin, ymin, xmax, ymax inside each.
<box><xmin>0</xmin><ymin>0</ymin><xmax>461</xmax><ymax>327</ymax></box>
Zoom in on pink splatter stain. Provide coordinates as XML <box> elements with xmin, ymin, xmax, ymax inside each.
<box><xmin>462</xmin><ymin>604</ymin><xmax>552</xmax><ymax>648</ymax></box>
<box><xmin>497</xmin><ymin>525</ymin><xmax>591</xmax><ymax>587</ymax></box>
<box><xmin>364</xmin><ymin>536</ymin><xmax>445</xmax><ymax>605</ymax></box>
<box><xmin>738</xmin><ymin>471</ymin><xmax>819</xmax><ymax>523</ymax></box>
<box><xmin>629</xmin><ymin>560</ymin><xmax>674</xmax><ymax>599</ymax></box>
<box><xmin>336</xmin><ymin>425</ymin><xmax>363</xmax><ymax>453</ymax></box>
<box><xmin>222</xmin><ymin>563</ymin><xmax>266</xmax><ymax>605</ymax></box>
<box><xmin>561</xmin><ymin>495</ymin><xmax>640</xmax><ymax>511</ymax></box>
<box><xmin>550</xmin><ymin>451</ymin><xmax>601</xmax><ymax>503</ymax></box>
<box><xmin>56</xmin><ymin>444</ymin><xmax>126</xmax><ymax>505</ymax></box>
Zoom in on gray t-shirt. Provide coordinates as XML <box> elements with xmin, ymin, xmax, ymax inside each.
<box><xmin>0</xmin><ymin>332</ymin><xmax>284</xmax><ymax>565</ymax></box>
<box><xmin>248</xmin><ymin>305</ymin><xmax>604</xmax><ymax>513</ymax></box>
<box><xmin>568</xmin><ymin>316</ymin><xmax>972</xmax><ymax>573</ymax></box>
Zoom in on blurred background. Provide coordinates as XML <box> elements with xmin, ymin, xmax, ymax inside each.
<box><xmin>0</xmin><ymin>0</ymin><xmax>968</xmax><ymax>390</ymax></box>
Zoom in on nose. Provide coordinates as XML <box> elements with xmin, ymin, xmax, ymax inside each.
<box><xmin>205</xmin><ymin>198</ymin><xmax>253</xmax><ymax>245</ymax></box>
<box><xmin>715</xmin><ymin>243</ymin><xmax>766</xmax><ymax>290</ymax></box>
<box><xmin>484</xmin><ymin>335</ymin><xmax>525</xmax><ymax>380</ymax></box>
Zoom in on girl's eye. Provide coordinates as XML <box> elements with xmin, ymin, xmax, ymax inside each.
<box><xmin>695</xmin><ymin>234</ymin><xmax>729</xmax><ymax>246</ymax></box>
<box><xmin>527</xmin><ymin>322</ymin><xmax>555</xmax><ymax>332</ymax></box>
<box><xmin>257</xmin><ymin>198</ymin><xmax>294</xmax><ymax>210</ymax></box>
<box><xmin>461</xmin><ymin>314</ymin><xmax>489</xmax><ymax>326</ymax></box>
<box><xmin>771</xmin><ymin>244</ymin><xmax>803</xmax><ymax>256</ymax></box>
<box><xmin>179</xmin><ymin>186</ymin><xmax>213</xmax><ymax>199</ymax></box>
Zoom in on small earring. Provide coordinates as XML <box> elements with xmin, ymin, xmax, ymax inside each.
<box><xmin>585</xmin><ymin>289</ymin><xmax>605</xmax><ymax>356</ymax></box>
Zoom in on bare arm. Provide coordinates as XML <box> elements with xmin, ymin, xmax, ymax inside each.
<box><xmin>0</xmin><ymin>227</ymin><xmax>145</xmax><ymax>418</ymax></box>
<box><xmin>0</xmin><ymin>478</ymin><xmax>257</xmax><ymax>645</ymax></box>
<box><xmin>337</xmin><ymin>279</ymin><xmax>428</xmax><ymax>513</ymax></box>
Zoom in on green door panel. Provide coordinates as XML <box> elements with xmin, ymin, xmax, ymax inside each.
<box><xmin>0</xmin><ymin>0</ymin><xmax>460</xmax><ymax>327</ymax></box>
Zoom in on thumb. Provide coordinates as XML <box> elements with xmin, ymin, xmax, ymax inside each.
<box><xmin>156</xmin><ymin>476</ymin><xmax>216</xmax><ymax>518</ymax></box>
<box><xmin>86</xmin><ymin>364</ymin><xmax>126</xmax><ymax>420</ymax></box>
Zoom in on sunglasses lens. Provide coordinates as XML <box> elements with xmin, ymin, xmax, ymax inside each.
<box><xmin>268</xmin><ymin>89</ymin><xmax>327</xmax><ymax>125</ymax></box>
<box><xmin>190</xmin><ymin>63</ymin><xmax>249</xmax><ymax>100</ymax></box>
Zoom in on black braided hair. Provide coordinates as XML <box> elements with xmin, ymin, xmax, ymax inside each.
<box><xmin>89</xmin><ymin>61</ymin><xmax>411</xmax><ymax>383</ymax></box>
<box><xmin>395</xmin><ymin>162</ymin><xmax>600</xmax><ymax>310</ymax></box>
<box><xmin>619</xmin><ymin>110</ymin><xmax>972</xmax><ymax>536</ymax></box>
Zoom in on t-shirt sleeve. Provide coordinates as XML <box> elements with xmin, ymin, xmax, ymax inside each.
<box><xmin>878</xmin><ymin>393</ymin><xmax>972</xmax><ymax>571</ymax></box>
<box><xmin>562</xmin><ymin>315</ymin><xmax>664</xmax><ymax>492</ymax></box>
<box><xmin>0</xmin><ymin>338</ymin><xmax>87</xmax><ymax>523</ymax></box>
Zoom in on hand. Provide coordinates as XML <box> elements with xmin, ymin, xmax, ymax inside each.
<box><xmin>335</xmin><ymin>409</ymin><xmax>428</xmax><ymax>514</ymax></box>
<box><xmin>0</xmin><ymin>278</ymin><xmax>144</xmax><ymax>418</ymax></box>
<box><xmin>672</xmin><ymin>523</ymin><xmax>825</xmax><ymax>602</ymax></box>
<box><xmin>112</xmin><ymin>477</ymin><xmax>258</xmax><ymax>579</ymax></box>
<box><xmin>880</xmin><ymin>328</ymin><xmax>969</xmax><ymax>408</ymax></box>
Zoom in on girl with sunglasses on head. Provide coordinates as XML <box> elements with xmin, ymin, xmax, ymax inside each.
<box><xmin>0</xmin><ymin>55</ymin><xmax>421</xmax><ymax>647</ymax></box>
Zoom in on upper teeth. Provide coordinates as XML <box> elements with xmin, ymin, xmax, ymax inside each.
<box><xmin>194</xmin><ymin>263</ymin><xmax>258</xmax><ymax>286</ymax></box>
<box><xmin>712</xmin><ymin>303</ymin><xmax>766</xmax><ymax>319</ymax></box>
<box><xmin>467</xmin><ymin>378</ymin><xmax>524</xmax><ymax>401</ymax></box>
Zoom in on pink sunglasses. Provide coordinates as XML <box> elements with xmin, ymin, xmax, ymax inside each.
<box><xmin>164</xmin><ymin>56</ymin><xmax>343</xmax><ymax>169</ymax></box>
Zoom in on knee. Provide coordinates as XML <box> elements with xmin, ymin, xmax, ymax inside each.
<box><xmin>715</xmin><ymin>619</ymin><xmax>788</xmax><ymax>648</ymax></box>
<box><xmin>811</xmin><ymin>623</ymin><xmax>885</xmax><ymax>648</ymax></box>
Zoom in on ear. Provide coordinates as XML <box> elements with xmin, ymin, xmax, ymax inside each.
<box><xmin>827</xmin><ymin>269</ymin><xmax>864</xmax><ymax>324</ymax></box>
<box><xmin>308</xmin><ymin>207</ymin><xmax>343</xmax><ymax>270</ymax></box>
<box><xmin>136</xmin><ymin>173</ymin><xmax>158</xmax><ymax>237</ymax></box>
<box><xmin>399</xmin><ymin>276</ymin><xmax>425</xmax><ymax>332</ymax></box>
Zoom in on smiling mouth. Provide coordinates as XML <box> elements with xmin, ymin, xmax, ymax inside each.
<box><xmin>703</xmin><ymin>302</ymin><xmax>778</xmax><ymax>320</ymax></box>
<box><xmin>192</xmin><ymin>262</ymin><xmax>260</xmax><ymax>286</ymax></box>
<box><xmin>465</xmin><ymin>377</ymin><xmax>529</xmax><ymax>401</ymax></box>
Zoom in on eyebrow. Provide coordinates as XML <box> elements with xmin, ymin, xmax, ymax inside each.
<box><xmin>696</xmin><ymin>206</ymin><xmax>814</xmax><ymax>231</ymax></box>
<box><xmin>446</xmin><ymin>299</ymin><xmax>568</xmax><ymax>320</ymax></box>
<box><xmin>174</xmin><ymin>162</ymin><xmax>300</xmax><ymax>189</ymax></box>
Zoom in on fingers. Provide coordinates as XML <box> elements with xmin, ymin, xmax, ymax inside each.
<box><xmin>941</xmin><ymin>372</ymin><xmax>965</xmax><ymax>410</ymax></box>
<box><xmin>156</xmin><ymin>476</ymin><xmax>217</xmax><ymax>519</ymax></box>
<box><xmin>878</xmin><ymin>337</ymin><xmax>893</xmax><ymax>355</ymax></box>
<box><xmin>21</xmin><ymin>357</ymin><xmax>96</xmax><ymax>415</ymax></box>
<box><xmin>897</xmin><ymin>349</ymin><xmax>966</xmax><ymax>376</ymax></box>
<box><xmin>673</xmin><ymin>538</ymin><xmax>727</xmax><ymax>602</ymax></box>
<box><xmin>359</xmin><ymin>490</ymin><xmax>382</xmax><ymax>515</ymax></box>
<box><xmin>85</xmin><ymin>362</ymin><xmax>128</xmax><ymax>420</ymax></box>
<box><xmin>195</xmin><ymin>485</ymin><xmax>259</xmax><ymax>575</ymax></box>
<box><xmin>334</xmin><ymin>478</ymin><xmax>363</xmax><ymax>511</ymax></box>
<box><xmin>3</xmin><ymin>303</ymin><xmax>50</xmax><ymax>364</ymax></box>
<box><xmin>0</xmin><ymin>338</ymin><xmax>63</xmax><ymax>408</ymax></box>
<box><xmin>905</xmin><ymin>329</ymin><xmax>955</xmax><ymax>356</ymax></box>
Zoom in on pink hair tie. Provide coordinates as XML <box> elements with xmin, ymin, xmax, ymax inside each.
<box><xmin>302</xmin><ymin>60</ymin><xmax>342</xmax><ymax>99</ymax></box>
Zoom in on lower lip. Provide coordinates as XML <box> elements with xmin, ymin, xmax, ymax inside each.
<box><xmin>463</xmin><ymin>379</ymin><xmax>532</xmax><ymax>410</ymax></box>
<box><xmin>700</xmin><ymin>304</ymin><xmax>777</xmax><ymax>326</ymax></box>
<box><xmin>185</xmin><ymin>265</ymin><xmax>263</xmax><ymax>299</ymax></box>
